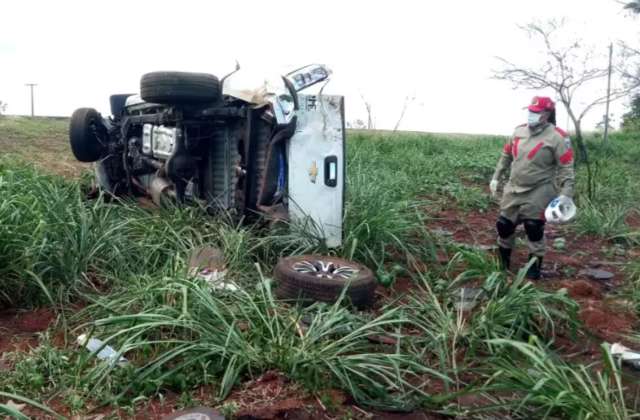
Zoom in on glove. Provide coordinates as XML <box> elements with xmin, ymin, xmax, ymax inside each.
<box><xmin>489</xmin><ymin>179</ymin><xmax>499</xmax><ymax>198</ymax></box>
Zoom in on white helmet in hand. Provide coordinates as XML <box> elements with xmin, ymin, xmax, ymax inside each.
<box><xmin>545</xmin><ymin>195</ymin><xmax>576</xmax><ymax>224</ymax></box>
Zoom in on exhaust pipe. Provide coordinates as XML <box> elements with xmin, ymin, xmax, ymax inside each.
<box><xmin>150</xmin><ymin>176</ymin><xmax>175</xmax><ymax>206</ymax></box>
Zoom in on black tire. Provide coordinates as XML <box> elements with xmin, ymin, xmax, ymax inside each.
<box><xmin>69</xmin><ymin>108</ymin><xmax>106</xmax><ymax>163</ymax></box>
<box><xmin>274</xmin><ymin>255</ymin><xmax>377</xmax><ymax>308</ymax></box>
<box><xmin>140</xmin><ymin>71</ymin><xmax>221</xmax><ymax>105</ymax></box>
<box><xmin>109</xmin><ymin>94</ymin><xmax>134</xmax><ymax>118</ymax></box>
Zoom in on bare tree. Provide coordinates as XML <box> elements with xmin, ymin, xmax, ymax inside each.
<box><xmin>619</xmin><ymin>42</ymin><xmax>640</xmax><ymax>87</ymax></box>
<box><xmin>624</xmin><ymin>0</ymin><xmax>640</xmax><ymax>13</ymax></box>
<box><xmin>493</xmin><ymin>20</ymin><xmax>639</xmax><ymax>162</ymax></box>
<box><xmin>0</xmin><ymin>100</ymin><xmax>6</xmax><ymax>115</ymax></box>
<box><xmin>618</xmin><ymin>1</ymin><xmax>640</xmax><ymax>123</ymax></box>
<box><xmin>393</xmin><ymin>94</ymin><xmax>417</xmax><ymax>132</ymax></box>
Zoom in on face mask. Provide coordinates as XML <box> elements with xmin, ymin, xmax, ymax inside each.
<box><xmin>528</xmin><ymin>111</ymin><xmax>543</xmax><ymax>126</ymax></box>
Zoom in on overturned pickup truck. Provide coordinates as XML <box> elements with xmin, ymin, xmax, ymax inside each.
<box><xmin>69</xmin><ymin>64</ymin><xmax>345</xmax><ymax>248</ymax></box>
<box><xmin>69</xmin><ymin>65</ymin><xmax>378</xmax><ymax>307</ymax></box>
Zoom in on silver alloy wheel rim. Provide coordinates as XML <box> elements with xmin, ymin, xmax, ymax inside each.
<box><xmin>293</xmin><ymin>260</ymin><xmax>359</xmax><ymax>280</ymax></box>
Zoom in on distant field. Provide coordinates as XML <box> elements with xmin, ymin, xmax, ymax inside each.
<box><xmin>1</xmin><ymin>116</ymin><xmax>640</xmax><ymax>418</ymax></box>
<box><xmin>0</xmin><ymin>116</ymin><xmax>88</xmax><ymax>177</ymax></box>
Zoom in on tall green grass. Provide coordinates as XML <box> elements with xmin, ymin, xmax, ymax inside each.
<box><xmin>342</xmin><ymin>132</ymin><xmax>502</xmax><ymax>270</ymax></box>
<box><xmin>1</xmin><ymin>125</ymin><xmax>639</xmax><ymax>416</ymax></box>
<box><xmin>0</xmin><ymin>116</ymin><xmax>68</xmax><ymax>141</ymax></box>
<box><xmin>479</xmin><ymin>338</ymin><xmax>631</xmax><ymax>419</ymax></box>
<box><xmin>0</xmin><ymin>161</ymin><xmax>217</xmax><ymax>307</ymax></box>
<box><xmin>71</xmin><ymin>270</ymin><xmax>448</xmax><ymax>410</ymax></box>
<box><xmin>574</xmin><ymin>133</ymin><xmax>640</xmax><ymax>242</ymax></box>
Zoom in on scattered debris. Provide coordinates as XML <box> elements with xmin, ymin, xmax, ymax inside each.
<box><xmin>453</xmin><ymin>287</ymin><xmax>485</xmax><ymax>311</ymax></box>
<box><xmin>610</xmin><ymin>343</ymin><xmax>640</xmax><ymax>370</ymax></box>
<box><xmin>431</xmin><ymin>227</ymin><xmax>453</xmax><ymax>237</ymax></box>
<box><xmin>473</xmin><ymin>244</ymin><xmax>498</xmax><ymax>252</ymax></box>
<box><xmin>454</xmin><ymin>242</ymin><xmax>497</xmax><ymax>252</ymax></box>
<box><xmin>578</xmin><ymin>268</ymin><xmax>615</xmax><ymax>281</ymax></box>
<box><xmin>226</xmin><ymin>371</ymin><xmax>311</xmax><ymax>419</ymax></box>
<box><xmin>162</xmin><ymin>407</ymin><xmax>225</xmax><ymax>420</ymax></box>
<box><xmin>3</xmin><ymin>400</ymin><xmax>26</xmax><ymax>414</ymax></box>
<box><xmin>188</xmin><ymin>247</ymin><xmax>239</xmax><ymax>292</ymax></box>
<box><xmin>77</xmin><ymin>334</ymin><xmax>127</xmax><ymax>366</ymax></box>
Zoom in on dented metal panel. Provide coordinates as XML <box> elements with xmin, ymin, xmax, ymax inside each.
<box><xmin>288</xmin><ymin>94</ymin><xmax>345</xmax><ymax>248</ymax></box>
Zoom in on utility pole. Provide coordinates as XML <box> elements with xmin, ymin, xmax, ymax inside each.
<box><xmin>603</xmin><ymin>43</ymin><xmax>613</xmax><ymax>146</ymax></box>
<box><xmin>25</xmin><ymin>83</ymin><xmax>37</xmax><ymax>117</ymax></box>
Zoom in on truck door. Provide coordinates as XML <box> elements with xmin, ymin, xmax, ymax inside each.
<box><xmin>287</xmin><ymin>94</ymin><xmax>345</xmax><ymax>248</ymax></box>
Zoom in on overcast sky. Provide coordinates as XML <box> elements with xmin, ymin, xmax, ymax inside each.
<box><xmin>1</xmin><ymin>0</ymin><xmax>637</xmax><ymax>135</ymax></box>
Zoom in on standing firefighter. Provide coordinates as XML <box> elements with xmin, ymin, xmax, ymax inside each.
<box><xmin>489</xmin><ymin>96</ymin><xmax>575</xmax><ymax>279</ymax></box>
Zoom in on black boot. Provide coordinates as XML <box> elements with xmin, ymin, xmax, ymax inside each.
<box><xmin>498</xmin><ymin>247</ymin><xmax>512</xmax><ymax>270</ymax></box>
<box><xmin>526</xmin><ymin>255</ymin><xmax>542</xmax><ymax>280</ymax></box>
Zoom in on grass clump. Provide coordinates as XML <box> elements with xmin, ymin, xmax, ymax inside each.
<box><xmin>478</xmin><ymin>338</ymin><xmax>631</xmax><ymax>419</ymax></box>
<box><xmin>0</xmin><ymin>160</ymin><xmax>219</xmax><ymax>307</ymax></box>
<box><xmin>74</xmin><ymin>271</ymin><xmax>447</xmax><ymax>410</ymax></box>
<box><xmin>2</xmin><ymin>120</ymin><xmax>639</xmax><ymax>416</ymax></box>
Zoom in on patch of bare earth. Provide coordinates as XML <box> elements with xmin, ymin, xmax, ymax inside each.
<box><xmin>427</xmin><ymin>205</ymin><xmax>639</xmax><ymax>347</ymax></box>
<box><xmin>0</xmin><ymin>308</ymin><xmax>56</xmax><ymax>356</ymax></box>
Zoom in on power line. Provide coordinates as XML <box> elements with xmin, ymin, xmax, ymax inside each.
<box><xmin>25</xmin><ymin>83</ymin><xmax>37</xmax><ymax>117</ymax></box>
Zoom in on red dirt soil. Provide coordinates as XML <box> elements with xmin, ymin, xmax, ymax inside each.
<box><xmin>0</xmin><ymin>308</ymin><xmax>56</xmax><ymax>354</ymax></box>
<box><xmin>6</xmin><ymin>205</ymin><xmax>639</xmax><ymax>419</ymax></box>
<box><xmin>428</xmin><ymin>206</ymin><xmax>639</xmax><ymax>344</ymax></box>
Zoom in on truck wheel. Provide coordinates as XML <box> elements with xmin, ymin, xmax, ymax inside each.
<box><xmin>69</xmin><ymin>108</ymin><xmax>106</xmax><ymax>163</ymax></box>
<box><xmin>274</xmin><ymin>255</ymin><xmax>377</xmax><ymax>308</ymax></box>
<box><xmin>109</xmin><ymin>94</ymin><xmax>134</xmax><ymax>119</ymax></box>
<box><xmin>140</xmin><ymin>71</ymin><xmax>221</xmax><ymax>105</ymax></box>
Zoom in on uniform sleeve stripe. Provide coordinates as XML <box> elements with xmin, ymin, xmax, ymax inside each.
<box><xmin>513</xmin><ymin>137</ymin><xmax>520</xmax><ymax>158</ymax></box>
<box><xmin>559</xmin><ymin>149</ymin><xmax>574</xmax><ymax>164</ymax></box>
<box><xmin>555</xmin><ymin>127</ymin><xmax>568</xmax><ymax>137</ymax></box>
<box><xmin>527</xmin><ymin>142</ymin><xmax>545</xmax><ymax>160</ymax></box>
<box><xmin>503</xmin><ymin>143</ymin><xmax>513</xmax><ymax>154</ymax></box>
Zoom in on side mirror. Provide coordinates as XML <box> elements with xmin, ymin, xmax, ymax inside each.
<box><xmin>285</xmin><ymin>64</ymin><xmax>332</xmax><ymax>92</ymax></box>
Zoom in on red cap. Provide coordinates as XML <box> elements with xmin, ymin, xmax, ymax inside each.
<box><xmin>527</xmin><ymin>96</ymin><xmax>555</xmax><ymax>112</ymax></box>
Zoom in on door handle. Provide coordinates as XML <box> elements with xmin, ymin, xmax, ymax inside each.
<box><xmin>324</xmin><ymin>155</ymin><xmax>338</xmax><ymax>187</ymax></box>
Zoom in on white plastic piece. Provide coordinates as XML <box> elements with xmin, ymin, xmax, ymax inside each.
<box><xmin>77</xmin><ymin>334</ymin><xmax>128</xmax><ymax>366</ymax></box>
<box><xmin>191</xmin><ymin>267</ymin><xmax>239</xmax><ymax>292</ymax></box>
<box><xmin>611</xmin><ymin>343</ymin><xmax>640</xmax><ymax>361</ymax></box>
<box><xmin>611</xmin><ymin>342</ymin><xmax>640</xmax><ymax>370</ymax></box>
<box><xmin>545</xmin><ymin>195</ymin><xmax>577</xmax><ymax>224</ymax></box>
